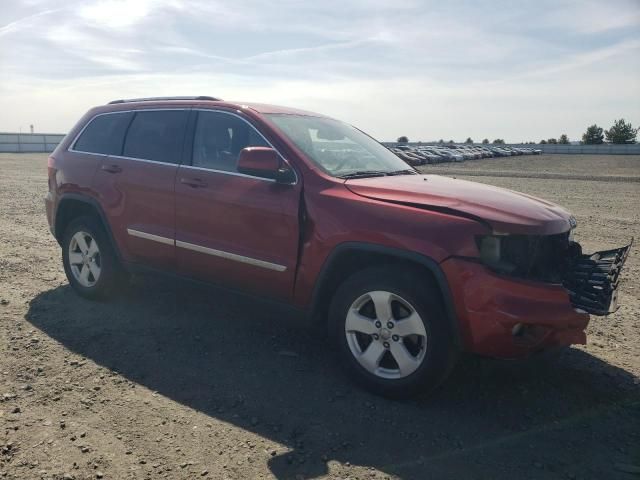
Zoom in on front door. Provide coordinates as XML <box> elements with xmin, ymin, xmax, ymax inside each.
<box><xmin>174</xmin><ymin>110</ymin><xmax>301</xmax><ymax>300</ymax></box>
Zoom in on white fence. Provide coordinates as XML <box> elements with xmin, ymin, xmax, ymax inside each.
<box><xmin>0</xmin><ymin>132</ymin><xmax>66</xmax><ymax>153</ymax></box>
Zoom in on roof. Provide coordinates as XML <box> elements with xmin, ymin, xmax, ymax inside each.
<box><xmin>237</xmin><ymin>102</ymin><xmax>327</xmax><ymax>117</ymax></box>
<box><xmin>101</xmin><ymin>97</ymin><xmax>326</xmax><ymax>117</ymax></box>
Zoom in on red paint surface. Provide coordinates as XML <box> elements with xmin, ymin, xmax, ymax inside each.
<box><xmin>440</xmin><ymin>258</ymin><xmax>589</xmax><ymax>357</ymax></box>
<box><xmin>344</xmin><ymin>174</ymin><xmax>573</xmax><ymax>235</ymax></box>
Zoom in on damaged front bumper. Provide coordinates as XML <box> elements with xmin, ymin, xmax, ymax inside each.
<box><xmin>440</xmin><ymin>239</ymin><xmax>632</xmax><ymax>358</ymax></box>
<box><xmin>563</xmin><ymin>241</ymin><xmax>633</xmax><ymax>316</ymax></box>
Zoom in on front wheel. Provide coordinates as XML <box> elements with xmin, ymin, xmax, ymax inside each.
<box><xmin>329</xmin><ymin>267</ymin><xmax>457</xmax><ymax>398</ymax></box>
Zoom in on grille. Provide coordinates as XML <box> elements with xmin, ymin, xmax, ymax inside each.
<box><xmin>500</xmin><ymin>232</ymin><xmax>571</xmax><ymax>282</ymax></box>
<box><xmin>563</xmin><ymin>242</ymin><xmax>632</xmax><ymax>315</ymax></box>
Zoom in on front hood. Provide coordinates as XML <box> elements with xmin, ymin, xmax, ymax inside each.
<box><xmin>345</xmin><ymin>174</ymin><xmax>573</xmax><ymax>235</ymax></box>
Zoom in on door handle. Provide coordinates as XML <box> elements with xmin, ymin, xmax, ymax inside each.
<box><xmin>180</xmin><ymin>177</ymin><xmax>207</xmax><ymax>188</ymax></box>
<box><xmin>101</xmin><ymin>164</ymin><xmax>122</xmax><ymax>174</ymax></box>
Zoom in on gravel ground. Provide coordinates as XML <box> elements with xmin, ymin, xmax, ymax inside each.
<box><xmin>1</xmin><ymin>153</ymin><xmax>639</xmax><ymax>480</ymax></box>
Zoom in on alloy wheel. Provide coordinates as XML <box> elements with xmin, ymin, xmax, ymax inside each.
<box><xmin>68</xmin><ymin>231</ymin><xmax>101</xmax><ymax>287</ymax></box>
<box><xmin>344</xmin><ymin>290</ymin><xmax>427</xmax><ymax>379</ymax></box>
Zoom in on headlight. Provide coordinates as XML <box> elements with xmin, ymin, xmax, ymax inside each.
<box><xmin>476</xmin><ymin>232</ymin><xmax>573</xmax><ymax>281</ymax></box>
<box><xmin>475</xmin><ymin>234</ymin><xmax>517</xmax><ymax>273</ymax></box>
<box><xmin>477</xmin><ymin>235</ymin><xmax>501</xmax><ymax>265</ymax></box>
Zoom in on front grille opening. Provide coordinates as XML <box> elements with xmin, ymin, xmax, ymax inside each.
<box><xmin>499</xmin><ymin>232</ymin><xmax>574</xmax><ymax>283</ymax></box>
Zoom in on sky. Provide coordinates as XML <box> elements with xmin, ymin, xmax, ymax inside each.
<box><xmin>1</xmin><ymin>0</ymin><xmax>639</xmax><ymax>142</ymax></box>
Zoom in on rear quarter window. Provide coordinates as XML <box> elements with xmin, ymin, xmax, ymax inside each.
<box><xmin>73</xmin><ymin>112</ymin><xmax>133</xmax><ymax>155</ymax></box>
<box><xmin>123</xmin><ymin>110</ymin><xmax>189</xmax><ymax>164</ymax></box>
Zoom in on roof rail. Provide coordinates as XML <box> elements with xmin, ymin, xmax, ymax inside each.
<box><xmin>108</xmin><ymin>96</ymin><xmax>222</xmax><ymax>104</ymax></box>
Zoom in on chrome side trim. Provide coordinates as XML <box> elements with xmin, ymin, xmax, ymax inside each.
<box><xmin>71</xmin><ymin>149</ymin><xmax>275</xmax><ymax>182</ymax></box>
<box><xmin>175</xmin><ymin>240</ymin><xmax>287</xmax><ymax>272</ymax></box>
<box><xmin>108</xmin><ymin>155</ymin><xmax>179</xmax><ymax>167</ymax></box>
<box><xmin>127</xmin><ymin>228</ymin><xmax>174</xmax><ymax>246</ymax></box>
<box><xmin>127</xmin><ymin>227</ymin><xmax>287</xmax><ymax>272</ymax></box>
<box><xmin>180</xmin><ymin>164</ymin><xmax>276</xmax><ymax>182</ymax></box>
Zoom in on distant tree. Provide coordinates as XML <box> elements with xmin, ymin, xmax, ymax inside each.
<box><xmin>438</xmin><ymin>139</ymin><xmax>444</xmax><ymax>144</ymax></box>
<box><xmin>464</xmin><ymin>137</ymin><xmax>473</xmax><ymax>144</ymax></box>
<box><xmin>547</xmin><ymin>138</ymin><xmax>558</xmax><ymax>144</ymax></box>
<box><xmin>559</xmin><ymin>134</ymin><xmax>569</xmax><ymax>144</ymax></box>
<box><xmin>492</xmin><ymin>138</ymin><xmax>505</xmax><ymax>144</ymax></box>
<box><xmin>448</xmin><ymin>139</ymin><xmax>455</xmax><ymax>144</ymax></box>
<box><xmin>540</xmin><ymin>139</ymin><xmax>547</xmax><ymax>144</ymax></box>
<box><xmin>397</xmin><ymin>136</ymin><xmax>409</xmax><ymax>143</ymax></box>
<box><xmin>582</xmin><ymin>124</ymin><xmax>604</xmax><ymax>144</ymax></box>
<box><xmin>605</xmin><ymin>119</ymin><xmax>637</xmax><ymax>144</ymax></box>
<box><xmin>481</xmin><ymin>138</ymin><xmax>489</xmax><ymax>144</ymax></box>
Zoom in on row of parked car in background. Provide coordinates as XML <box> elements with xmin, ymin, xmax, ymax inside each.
<box><xmin>388</xmin><ymin>144</ymin><xmax>541</xmax><ymax>165</ymax></box>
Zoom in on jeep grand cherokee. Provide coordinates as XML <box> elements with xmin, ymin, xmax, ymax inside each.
<box><xmin>45</xmin><ymin>96</ymin><xmax>631</xmax><ymax>397</ymax></box>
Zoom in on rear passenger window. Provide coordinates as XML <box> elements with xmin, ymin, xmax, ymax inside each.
<box><xmin>73</xmin><ymin>112</ymin><xmax>133</xmax><ymax>155</ymax></box>
<box><xmin>123</xmin><ymin>110</ymin><xmax>188</xmax><ymax>164</ymax></box>
<box><xmin>192</xmin><ymin>111</ymin><xmax>268</xmax><ymax>171</ymax></box>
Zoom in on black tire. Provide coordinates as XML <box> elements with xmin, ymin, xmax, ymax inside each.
<box><xmin>329</xmin><ymin>266</ymin><xmax>457</xmax><ymax>399</ymax></box>
<box><xmin>61</xmin><ymin>215</ymin><xmax>125</xmax><ymax>300</ymax></box>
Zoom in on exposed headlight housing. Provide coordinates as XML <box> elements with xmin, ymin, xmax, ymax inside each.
<box><xmin>476</xmin><ymin>231</ymin><xmax>574</xmax><ymax>282</ymax></box>
<box><xmin>475</xmin><ymin>234</ymin><xmax>516</xmax><ymax>273</ymax></box>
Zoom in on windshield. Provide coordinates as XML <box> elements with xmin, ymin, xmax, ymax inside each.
<box><xmin>265</xmin><ymin>114</ymin><xmax>413</xmax><ymax>177</ymax></box>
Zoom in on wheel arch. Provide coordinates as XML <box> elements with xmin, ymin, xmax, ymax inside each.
<box><xmin>309</xmin><ymin>242</ymin><xmax>462</xmax><ymax>349</ymax></box>
<box><xmin>54</xmin><ymin>194</ymin><xmax>121</xmax><ymax>261</ymax></box>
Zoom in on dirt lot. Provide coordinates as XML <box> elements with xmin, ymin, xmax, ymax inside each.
<box><xmin>421</xmin><ymin>154</ymin><xmax>640</xmax><ymax>181</ymax></box>
<box><xmin>1</xmin><ymin>153</ymin><xmax>639</xmax><ymax>480</ymax></box>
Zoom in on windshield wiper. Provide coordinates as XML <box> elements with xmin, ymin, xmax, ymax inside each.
<box><xmin>336</xmin><ymin>170</ymin><xmax>388</xmax><ymax>179</ymax></box>
<box><xmin>386</xmin><ymin>169</ymin><xmax>418</xmax><ymax>176</ymax></box>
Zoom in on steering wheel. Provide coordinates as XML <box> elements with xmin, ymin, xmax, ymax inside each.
<box><xmin>323</xmin><ymin>150</ymin><xmax>352</xmax><ymax>172</ymax></box>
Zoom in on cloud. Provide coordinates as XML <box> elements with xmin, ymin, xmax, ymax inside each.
<box><xmin>79</xmin><ymin>0</ymin><xmax>150</xmax><ymax>28</ymax></box>
<box><xmin>0</xmin><ymin>9</ymin><xmax>53</xmax><ymax>36</ymax></box>
<box><xmin>0</xmin><ymin>0</ymin><xmax>639</xmax><ymax>140</ymax></box>
<box><xmin>537</xmin><ymin>0</ymin><xmax>640</xmax><ymax>34</ymax></box>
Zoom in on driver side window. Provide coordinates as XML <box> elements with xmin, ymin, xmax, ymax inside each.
<box><xmin>192</xmin><ymin>111</ymin><xmax>268</xmax><ymax>172</ymax></box>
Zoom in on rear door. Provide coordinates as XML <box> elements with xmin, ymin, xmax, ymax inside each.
<box><xmin>174</xmin><ymin>109</ymin><xmax>301</xmax><ymax>301</ymax></box>
<box><xmin>91</xmin><ymin>109</ymin><xmax>189</xmax><ymax>270</ymax></box>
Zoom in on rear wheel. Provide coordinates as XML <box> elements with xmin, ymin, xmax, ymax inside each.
<box><xmin>329</xmin><ymin>266</ymin><xmax>457</xmax><ymax>398</ymax></box>
<box><xmin>62</xmin><ymin>216</ymin><xmax>124</xmax><ymax>300</ymax></box>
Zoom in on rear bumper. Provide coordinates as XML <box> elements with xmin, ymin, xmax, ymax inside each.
<box><xmin>441</xmin><ymin>258</ymin><xmax>590</xmax><ymax>358</ymax></box>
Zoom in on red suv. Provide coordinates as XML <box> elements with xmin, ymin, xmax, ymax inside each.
<box><xmin>45</xmin><ymin>96</ymin><xmax>631</xmax><ymax>397</ymax></box>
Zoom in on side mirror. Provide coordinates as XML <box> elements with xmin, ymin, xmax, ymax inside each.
<box><xmin>237</xmin><ymin>147</ymin><xmax>295</xmax><ymax>183</ymax></box>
